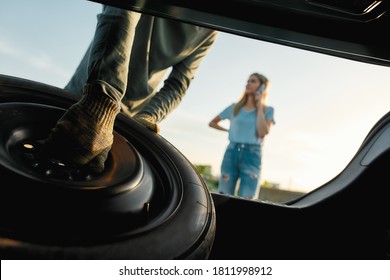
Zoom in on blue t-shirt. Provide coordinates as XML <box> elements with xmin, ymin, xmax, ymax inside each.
<box><xmin>219</xmin><ymin>103</ymin><xmax>275</xmax><ymax>145</ymax></box>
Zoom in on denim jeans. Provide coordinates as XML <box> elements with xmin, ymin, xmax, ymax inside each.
<box><xmin>218</xmin><ymin>142</ymin><xmax>262</xmax><ymax>198</ymax></box>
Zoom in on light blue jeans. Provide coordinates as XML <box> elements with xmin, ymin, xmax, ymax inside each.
<box><xmin>218</xmin><ymin>142</ymin><xmax>262</xmax><ymax>198</ymax></box>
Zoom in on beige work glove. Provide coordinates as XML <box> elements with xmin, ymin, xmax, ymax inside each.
<box><xmin>42</xmin><ymin>85</ymin><xmax>120</xmax><ymax>173</ymax></box>
<box><xmin>133</xmin><ymin>113</ymin><xmax>160</xmax><ymax>133</ymax></box>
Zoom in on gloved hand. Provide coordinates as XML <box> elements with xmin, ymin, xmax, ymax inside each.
<box><xmin>133</xmin><ymin>113</ymin><xmax>160</xmax><ymax>133</ymax></box>
<box><xmin>42</xmin><ymin>85</ymin><xmax>120</xmax><ymax>173</ymax></box>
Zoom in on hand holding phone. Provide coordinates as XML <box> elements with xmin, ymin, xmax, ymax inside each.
<box><xmin>256</xmin><ymin>84</ymin><xmax>266</xmax><ymax>96</ymax></box>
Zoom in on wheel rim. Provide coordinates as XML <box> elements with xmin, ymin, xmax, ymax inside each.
<box><xmin>0</xmin><ymin>102</ymin><xmax>179</xmax><ymax>245</ymax></box>
<box><xmin>0</xmin><ymin>75</ymin><xmax>215</xmax><ymax>259</ymax></box>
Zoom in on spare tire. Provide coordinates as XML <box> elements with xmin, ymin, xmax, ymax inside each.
<box><xmin>0</xmin><ymin>74</ymin><xmax>216</xmax><ymax>259</ymax></box>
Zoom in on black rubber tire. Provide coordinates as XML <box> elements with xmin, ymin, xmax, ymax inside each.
<box><xmin>0</xmin><ymin>74</ymin><xmax>216</xmax><ymax>259</ymax></box>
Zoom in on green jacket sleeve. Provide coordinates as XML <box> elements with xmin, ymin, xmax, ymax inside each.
<box><xmin>137</xmin><ymin>30</ymin><xmax>219</xmax><ymax>123</ymax></box>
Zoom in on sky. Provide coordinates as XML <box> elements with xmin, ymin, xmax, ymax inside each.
<box><xmin>1</xmin><ymin>0</ymin><xmax>390</xmax><ymax>193</ymax></box>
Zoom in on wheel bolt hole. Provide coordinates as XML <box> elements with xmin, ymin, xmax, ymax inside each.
<box><xmin>22</xmin><ymin>143</ymin><xmax>35</xmax><ymax>150</ymax></box>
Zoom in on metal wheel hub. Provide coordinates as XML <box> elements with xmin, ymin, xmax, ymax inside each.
<box><xmin>0</xmin><ymin>102</ymin><xmax>160</xmax><ymax>244</ymax></box>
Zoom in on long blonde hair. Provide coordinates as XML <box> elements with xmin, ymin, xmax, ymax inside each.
<box><xmin>233</xmin><ymin>73</ymin><xmax>268</xmax><ymax>116</ymax></box>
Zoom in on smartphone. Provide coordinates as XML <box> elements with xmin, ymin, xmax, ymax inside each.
<box><xmin>256</xmin><ymin>84</ymin><xmax>266</xmax><ymax>96</ymax></box>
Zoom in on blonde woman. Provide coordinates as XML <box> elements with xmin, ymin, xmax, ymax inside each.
<box><xmin>209</xmin><ymin>73</ymin><xmax>275</xmax><ymax>198</ymax></box>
